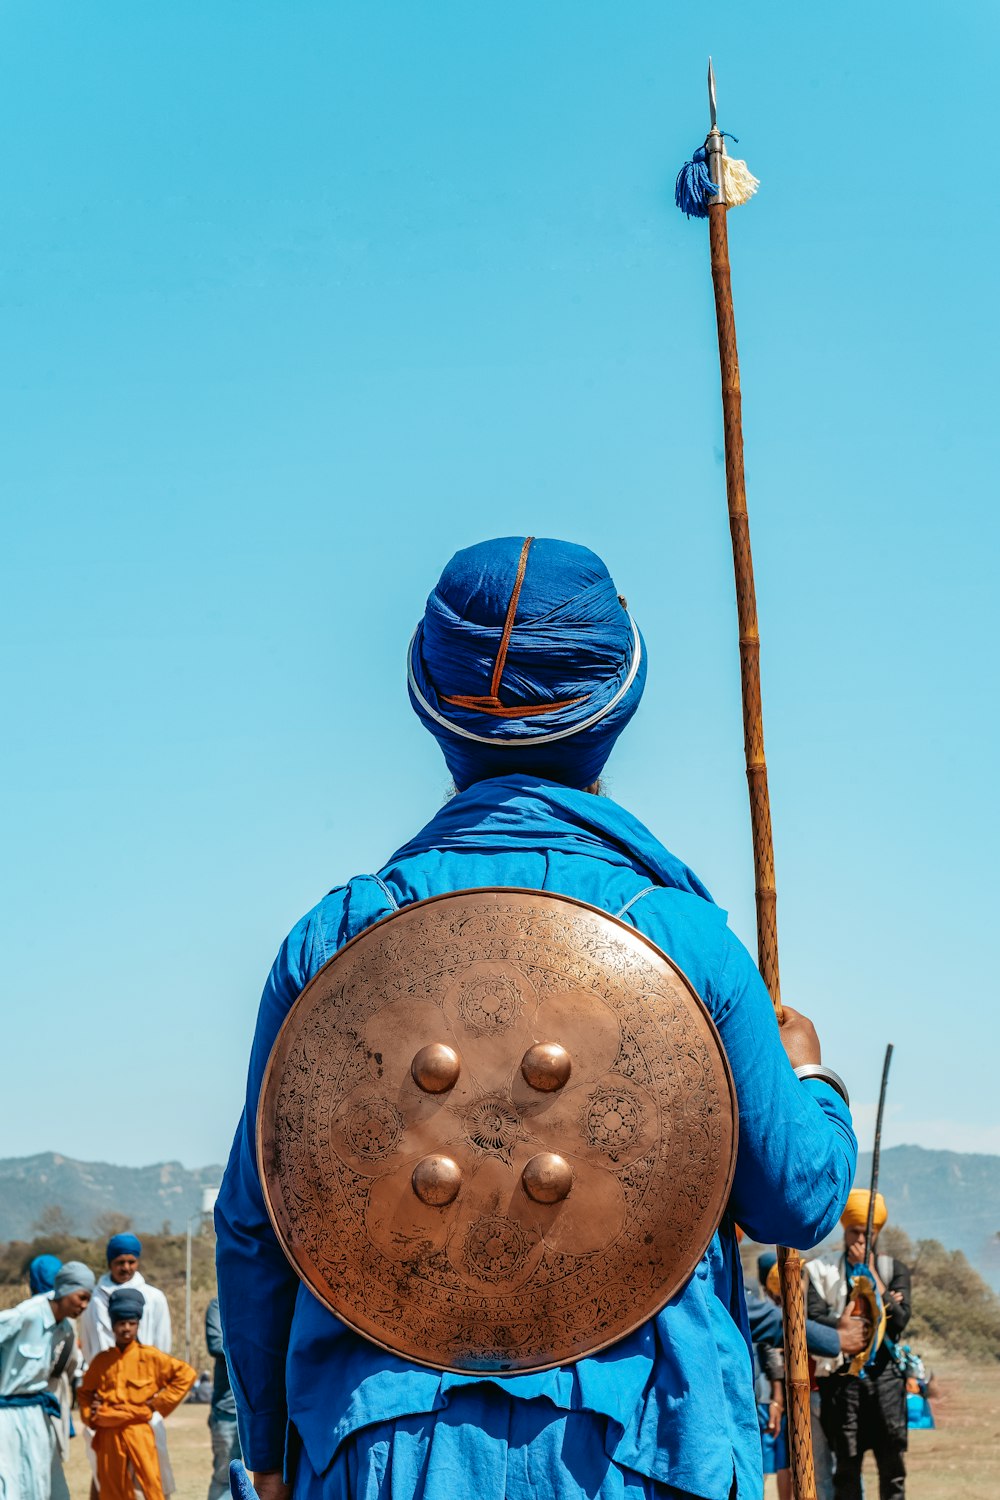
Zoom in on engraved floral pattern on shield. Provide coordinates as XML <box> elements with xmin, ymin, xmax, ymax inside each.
<box><xmin>456</xmin><ymin>972</ymin><xmax>524</xmax><ymax>1035</ymax></box>
<box><xmin>585</xmin><ymin>1086</ymin><xmax>641</xmax><ymax>1152</ymax></box>
<box><xmin>462</xmin><ymin>1215</ymin><xmax>531</xmax><ymax>1283</ymax></box>
<box><xmin>344</xmin><ymin>1095</ymin><xmax>404</xmax><ymax>1161</ymax></box>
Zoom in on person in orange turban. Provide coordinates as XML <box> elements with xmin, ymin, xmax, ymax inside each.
<box><xmin>840</xmin><ymin>1189</ymin><xmax>887</xmax><ymax>1241</ymax></box>
<box><xmin>807</xmin><ymin>1188</ymin><xmax>912</xmax><ymax>1500</ymax></box>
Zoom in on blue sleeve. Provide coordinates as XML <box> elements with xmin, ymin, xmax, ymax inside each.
<box><xmin>745</xmin><ymin>1288</ymin><xmax>782</xmax><ymax>1345</ymax></box>
<box><xmin>214</xmin><ymin>893</ymin><xmax>349</xmax><ymax>1473</ymax></box>
<box><xmin>746</xmin><ymin>1284</ymin><xmax>841</xmax><ymax>1358</ymax></box>
<box><xmin>205</xmin><ymin>1298</ymin><xmax>223</xmax><ymax>1359</ymax></box>
<box><xmin>805</xmin><ymin>1317</ymin><xmax>841</xmax><ymax>1359</ymax></box>
<box><xmin>707</xmin><ymin>930</ymin><xmax>857</xmax><ymax>1249</ymax></box>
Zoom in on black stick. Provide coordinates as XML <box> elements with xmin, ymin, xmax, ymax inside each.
<box><xmin>865</xmin><ymin>1044</ymin><xmax>894</xmax><ymax>1264</ymax></box>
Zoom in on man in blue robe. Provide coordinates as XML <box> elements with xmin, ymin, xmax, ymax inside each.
<box><xmin>217</xmin><ymin>536</ymin><xmax>857</xmax><ymax>1500</ymax></box>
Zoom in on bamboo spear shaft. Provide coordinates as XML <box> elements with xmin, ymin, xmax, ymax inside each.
<box><xmin>702</xmin><ymin>60</ymin><xmax>816</xmax><ymax>1500</ymax></box>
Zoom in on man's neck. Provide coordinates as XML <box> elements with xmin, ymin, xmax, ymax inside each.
<box><xmin>105</xmin><ymin>1270</ymin><xmax>145</xmax><ymax>1289</ymax></box>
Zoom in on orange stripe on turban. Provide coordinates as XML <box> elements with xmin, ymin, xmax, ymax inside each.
<box><xmin>841</xmin><ymin>1188</ymin><xmax>887</xmax><ymax>1233</ymax></box>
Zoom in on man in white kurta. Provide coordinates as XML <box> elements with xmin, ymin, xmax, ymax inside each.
<box><xmin>0</xmin><ymin>1262</ymin><xmax>95</xmax><ymax>1500</ymax></box>
<box><xmin>80</xmin><ymin>1233</ymin><xmax>175</xmax><ymax>1496</ymax></box>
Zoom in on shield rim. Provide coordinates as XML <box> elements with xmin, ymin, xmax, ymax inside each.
<box><xmin>256</xmin><ymin>885</ymin><xmax>739</xmax><ymax>1375</ymax></box>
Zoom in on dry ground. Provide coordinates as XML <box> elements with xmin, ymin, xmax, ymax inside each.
<box><xmin>63</xmin><ymin>1349</ymin><xmax>1000</xmax><ymax>1499</ymax></box>
<box><xmin>761</xmin><ymin>1349</ymin><xmax>1000</xmax><ymax>1500</ymax></box>
<box><xmin>65</xmin><ymin>1400</ymin><xmax>216</xmax><ymax>1498</ymax></box>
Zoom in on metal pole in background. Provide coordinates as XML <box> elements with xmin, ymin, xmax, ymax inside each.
<box><xmin>185</xmin><ymin>1216</ymin><xmax>194</xmax><ymax>1364</ymax></box>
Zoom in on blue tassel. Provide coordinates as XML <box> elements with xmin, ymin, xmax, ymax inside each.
<box><xmin>674</xmin><ymin>146</ymin><xmax>717</xmax><ymax>219</ymax></box>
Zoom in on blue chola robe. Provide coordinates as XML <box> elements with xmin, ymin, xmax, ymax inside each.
<box><xmin>217</xmin><ymin>777</ymin><xmax>856</xmax><ymax>1499</ymax></box>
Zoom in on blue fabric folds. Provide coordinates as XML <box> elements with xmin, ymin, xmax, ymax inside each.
<box><xmin>408</xmin><ymin>537</ymin><xmax>646</xmax><ymax>790</ymax></box>
<box><xmin>384</xmin><ymin>776</ymin><xmax>713</xmax><ymax>905</ymax></box>
<box><xmin>216</xmin><ymin>777</ymin><xmax>857</xmax><ymax>1500</ymax></box>
<box><xmin>292</xmin><ymin>1387</ymin><xmax>695</xmax><ymax>1499</ymax></box>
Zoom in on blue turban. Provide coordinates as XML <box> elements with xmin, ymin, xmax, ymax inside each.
<box><xmin>53</xmin><ymin>1261</ymin><xmax>96</xmax><ymax>1298</ymax></box>
<box><xmin>108</xmin><ymin>1286</ymin><xmax>145</xmax><ymax>1323</ymax></box>
<box><xmin>757</xmin><ymin>1251</ymin><xmax>778</xmax><ymax>1287</ymax></box>
<box><xmin>408</xmin><ymin>537</ymin><xmax>646</xmax><ymax>790</ymax></box>
<box><xmin>106</xmin><ymin>1233</ymin><xmax>142</xmax><ymax>1263</ymax></box>
<box><xmin>28</xmin><ymin>1254</ymin><xmax>62</xmax><ymax>1295</ymax></box>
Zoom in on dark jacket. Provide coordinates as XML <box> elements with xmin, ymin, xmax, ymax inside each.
<box><xmin>808</xmin><ymin>1255</ymin><xmax>912</xmax><ymax>1449</ymax></box>
<box><xmin>205</xmin><ymin>1296</ymin><xmax>236</xmax><ymax>1421</ymax></box>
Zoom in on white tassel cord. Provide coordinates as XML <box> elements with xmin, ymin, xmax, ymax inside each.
<box><xmin>721</xmin><ymin>153</ymin><xmax>759</xmax><ymax>208</ymax></box>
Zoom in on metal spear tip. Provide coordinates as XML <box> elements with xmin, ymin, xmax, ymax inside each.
<box><xmin>708</xmin><ymin>56</ymin><xmax>718</xmax><ymax>129</ymax></box>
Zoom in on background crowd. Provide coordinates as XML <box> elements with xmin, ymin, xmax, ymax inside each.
<box><xmin>0</xmin><ymin>1233</ymin><xmax>238</xmax><ymax>1500</ymax></box>
<box><xmin>0</xmin><ymin>1193</ymin><xmax>937</xmax><ymax>1500</ymax></box>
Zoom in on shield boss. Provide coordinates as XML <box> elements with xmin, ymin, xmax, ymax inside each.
<box><xmin>258</xmin><ymin>888</ymin><xmax>738</xmax><ymax>1373</ymax></box>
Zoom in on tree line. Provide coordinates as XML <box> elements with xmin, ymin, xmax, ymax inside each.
<box><xmin>7</xmin><ymin>1206</ymin><xmax>1000</xmax><ymax>1363</ymax></box>
<box><xmin>0</xmin><ymin>1207</ymin><xmax>219</xmax><ymax>1373</ymax></box>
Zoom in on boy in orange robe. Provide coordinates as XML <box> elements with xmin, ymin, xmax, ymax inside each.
<box><xmin>79</xmin><ymin>1286</ymin><xmax>196</xmax><ymax>1500</ymax></box>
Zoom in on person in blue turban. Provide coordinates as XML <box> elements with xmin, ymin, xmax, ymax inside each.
<box><xmin>82</xmin><ymin>1232</ymin><xmax>171</xmax><ymax>1366</ymax></box>
<box><xmin>106</xmin><ymin>1232</ymin><xmax>143</xmax><ymax>1264</ymax></box>
<box><xmin>27</xmin><ymin>1254</ymin><xmax>62</xmax><ymax>1296</ymax></box>
<box><xmin>217</xmin><ymin>536</ymin><xmax>857</xmax><ymax>1500</ymax></box>
<box><xmin>408</xmin><ymin>536</ymin><xmax>646</xmax><ymax>791</ymax></box>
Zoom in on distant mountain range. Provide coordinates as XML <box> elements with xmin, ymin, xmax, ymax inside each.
<box><xmin>0</xmin><ymin>1153</ymin><xmax>224</xmax><ymax>1240</ymax></box>
<box><xmin>854</xmin><ymin>1144</ymin><xmax>1000</xmax><ymax>1290</ymax></box>
<box><xmin>2</xmin><ymin>1145</ymin><xmax>999</xmax><ymax>1289</ymax></box>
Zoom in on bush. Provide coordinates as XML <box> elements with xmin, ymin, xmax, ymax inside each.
<box><xmin>881</xmin><ymin>1225</ymin><xmax>1000</xmax><ymax>1361</ymax></box>
<box><xmin>0</xmin><ymin>1226</ymin><xmax>220</xmax><ymax>1372</ymax></box>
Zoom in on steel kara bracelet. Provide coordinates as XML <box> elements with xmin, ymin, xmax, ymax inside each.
<box><xmin>793</xmin><ymin>1063</ymin><xmax>850</xmax><ymax>1108</ymax></box>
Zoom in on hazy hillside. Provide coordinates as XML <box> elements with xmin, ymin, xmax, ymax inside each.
<box><xmin>2</xmin><ymin>1145</ymin><xmax>998</xmax><ymax>1288</ymax></box>
<box><xmin>0</xmin><ymin>1153</ymin><xmax>224</xmax><ymax>1239</ymax></box>
<box><xmin>855</xmin><ymin>1145</ymin><xmax>1000</xmax><ymax>1290</ymax></box>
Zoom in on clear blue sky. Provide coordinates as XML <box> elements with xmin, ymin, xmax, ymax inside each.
<box><xmin>2</xmin><ymin>2</ymin><xmax>996</xmax><ymax>1173</ymax></box>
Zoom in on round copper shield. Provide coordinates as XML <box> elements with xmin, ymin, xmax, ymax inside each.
<box><xmin>257</xmin><ymin>887</ymin><xmax>738</xmax><ymax>1374</ymax></box>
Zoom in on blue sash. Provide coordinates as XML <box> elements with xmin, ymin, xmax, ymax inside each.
<box><xmin>0</xmin><ymin>1391</ymin><xmax>61</xmax><ymax>1419</ymax></box>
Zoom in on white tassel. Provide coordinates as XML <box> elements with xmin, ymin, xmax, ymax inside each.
<box><xmin>721</xmin><ymin>153</ymin><xmax>759</xmax><ymax>208</ymax></box>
